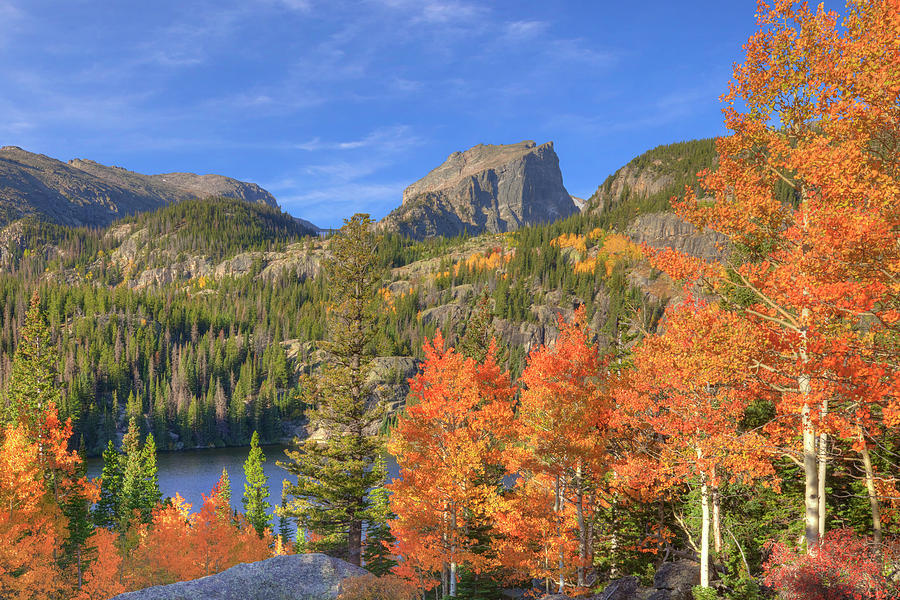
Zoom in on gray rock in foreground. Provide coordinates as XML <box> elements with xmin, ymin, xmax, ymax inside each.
<box><xmin>110</xmin><ymin>553</ymin><xmax>368</xmax><ymax>600</ymax></box>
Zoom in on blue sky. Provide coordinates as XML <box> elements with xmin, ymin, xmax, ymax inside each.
<box><xmin>0</xmin><ymin>0</ymin><xmax>818</xmax><ymax>228</ymax></box>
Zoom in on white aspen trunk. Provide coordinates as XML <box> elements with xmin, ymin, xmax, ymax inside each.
<box><xmin>449</xmin><ymin>561</ymin><xmax>457</xmax><ymax>598</ymax></box>
<box><xmin>859</xmin><ymin>433</ymin><xmax>883</xmax><ymax>554</ymax></box>
<box><xmin>712</xmin><ymin>485</ymin><xmax>722</xmax><ymax>555</ymax></box>
<box><xmin>800</xmin><ymin>396</ymin><xmax>819</xmax><ymax>553</ymax></box>
<box><xmin>576</xmin><ymin>463</ymin><xmax>586</xmax><ymax>588</ymax></box>
<box><xmin>798</xmin><ymin>196</ymin><xmax>819</xmax><ymax>553</ymax></box>
<box><xmin>802</xmin><ymin>397</ymin><xmax>820</xmax><ymax>552</ymax></box>
<box><xmin>817</xmin><ymin>396</ymin><xmax>829</xmax><ymax>539</ymax></box>
<box><xmin>817</xmin><ymin>430</ymin><xmax>827</xmax><ymax>539</ymax></box>
<box><xmin>701</xmin><ymin>478</ymin><xmax>710</xmax><ymax>587</ymax></box>
<box><xmin>699</xmin><ymin>448</ymin><xmax>710</xmax><ymax>588</ymax></box>
<box><xmin>449</xmin><ymin>502</ymin><xmax>457</xmax><ymax>598</ymax></box>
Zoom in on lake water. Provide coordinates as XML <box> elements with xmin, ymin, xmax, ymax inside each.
<box><xmin>86</xmin><ymin>444</ymin><xmax>401</xmax><ymax>534</ymax></box>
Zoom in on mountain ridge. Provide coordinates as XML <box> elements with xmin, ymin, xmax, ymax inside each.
<box><xmin>0</xmin><ymin>146</ymin><xmax>283</xmax><ymax>229</ymax></box>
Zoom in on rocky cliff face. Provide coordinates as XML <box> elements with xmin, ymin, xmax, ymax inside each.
<box><xmin>0</xmin><ymin>146</ymin><xmax>277</xmax><ymax>227</ymax></box>
<box><xmin>627</xmin><ymin>212</ymin><xmax>729</xmax><ymax>263</ymax></box>
<box><xmin>110</xmin><ymin>554</ymin><xmax>367</xmax><ymax>600</ymax></box>
<box><xmin>589</xmin><ymin>160</ymin><xmax>675</xmax><ymax>215</ymax></box>
<box><xmin>585</xmin><ymin>139</ymin><xmax>717</xmax><ymax>227</ymax></box>
<box><xmin>381</xmin><ymin>140</ymin><xmax>577</xmax><ymax>239</ymax></box>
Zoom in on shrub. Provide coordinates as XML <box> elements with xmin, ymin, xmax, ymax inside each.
<box><xmin>762</xmin><ymin>528</ymin><xmax>897</xmax><ymax>600</ymax></box>
<box><xmin>692</xmin><ymin>586</ymin><xmax>719</xmax><ymax>600</ymax></box>
<box><xmin>338</xmin><ymin>573</ymin><xmax>415</xmax><ymax>600</ymax></box>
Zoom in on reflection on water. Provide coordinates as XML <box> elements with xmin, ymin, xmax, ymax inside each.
<box><xmin>87</xmin><ymin>444</ymin><xmax>400</xmax><ymax>532</ymax></box>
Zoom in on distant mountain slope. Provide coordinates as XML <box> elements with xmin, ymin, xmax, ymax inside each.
<box><xmin>380</xmin><ymin>140</ymin><xmax>577</xmax><ymax>239</ymax></box>
<box><xmin>587</xmin><ymin>138</ymin><xmax>718</xmax><ymax>231</ymax></box>
<box><xmin>0</xmin><ymin>146</ymin><xmax>279</xmax><ymax>228</ymax></box>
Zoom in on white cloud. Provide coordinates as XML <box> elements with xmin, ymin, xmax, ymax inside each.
<box><xmin>502</xmin><ymin>20</ymin><xmax>548</xmax><ymax>41</ymax></box>
<box><xmin>292</xmin><ymin>125</ymin><xmax>424</xmax><ymax>153</ymax></box>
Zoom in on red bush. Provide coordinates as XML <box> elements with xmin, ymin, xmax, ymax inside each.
<box><xmin>762</xmin><ymin>528</ymin><xmax>898</xmax><ymax>600</ymax></box>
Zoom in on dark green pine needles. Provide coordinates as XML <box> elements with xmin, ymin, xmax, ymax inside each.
<box><xmin>280</xmin><ymin>214</ymin><xmax>386</xmax><ymax>567</ymax></box>
<box><xmin>93</xmin><ymin>417</ymin><xmax>161</xmax><ymax>531</ymax></box>
<box><xmin>242</xmin><ymin>430</ymin><xmax>271</xmax><ymax>537</ymax></box>
<box><xmin>4</xmin><ymin>290</ymin><xmax>60</xmax><ymax>430</ymax></box>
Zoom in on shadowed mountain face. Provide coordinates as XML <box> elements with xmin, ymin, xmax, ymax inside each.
<box><xmin>0</xmin><ymin>146</ymin><xmax>278</xmax><ymax>228</ymax></box>
<box><xmin>380</xmin><ymin>140</ymin><xmax>577</xmax><ymax>240</ymax></box>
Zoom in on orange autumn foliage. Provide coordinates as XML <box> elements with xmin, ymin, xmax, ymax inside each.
<box><xmin>0</xmin><ymin>423</ymin><xmax>70</xmax><ymax>600</ymax></box>
<box><xmin>388</xmin><ymin>332</ymin><xmax>516</xmax><ymax>592</ymax></box>
<box><xmin>76</xmin><ymin>528</ymin><xmax>125</xmax><ymax>600</ymax></box>
<box><xmin>126</xmin><ymin>481</ymin><xmax>273</xmax><ymax>590</ymax></box>
<box><xmin>642</xmin><ymin>0</ymin><xmax>900</xmax><ymax>549</ymax></box>
<box><xmin>613</xmin><ymin>298</ymin><xmax>775</xmax><ymax>495</ymax></box>
<box><xmin>496</xmin><ymin>308</ymin><xmax>611</xmax><ymax>592</ymax></box>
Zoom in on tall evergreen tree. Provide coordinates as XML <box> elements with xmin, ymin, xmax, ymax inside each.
<box><xmin>362</xmin><ymin>453</ymin><xmax>396</xmax><ymax>576</ymax></box>
<box><xmin>4</xmin><ymin>291</ymin><xmax>60</xmax><ymax>431</ymax></box>
<box><xmin>93</xmin><ymin>440</ymin><xmax>123</xmax><ymax>529</ymax></box>
<box><xmin>281</xmin><ymin>214</ymin><xmax>385</xmax><ymax>566</ymax></box>
<box><xmin>62</xmin><ymin>440</ymin><xmax>95</xmax><ymax>590</ymax></box>
<box><xmin>278</xmin><ymin>480</ymin><xmax>293</xmax><ymax>545</ymax></box>
<box><xmin>218</xmin><ymin>467</ymin><xmax>233</xmax><ymax>522</ymax></box>
<box><xmin>242</xmin><ymin>430</ymin><xmax>271</xmax><ymax>537</ymax></box>
<box><xmin>94</xmin><ymin>417</ymin><xmax>161</xmax><ymax>531</ymax></box>
<box><xmin>119</xmin><ymin>417</ymin><xmax>144</xmax><ymax>528</ymax></box>
<box><xmin>139</xmin><ymin>432</ymin><xmax>162</xmax><ymax>516</ymax></box>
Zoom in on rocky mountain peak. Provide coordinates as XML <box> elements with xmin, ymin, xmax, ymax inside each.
<box><xmin>382</xmin><ymin>140</ymin><xmax>576</xmax><ymax>240</ymax></box>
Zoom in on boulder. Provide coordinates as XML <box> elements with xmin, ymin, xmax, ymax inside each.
<box><xmin>110</xmin><ymin>553</ymin><xmax>367</xmax><ymax>600</ymax></box>
<box><xmin>597</xmin><ymin>576</ymin><xmax>643</xmax><ymax>600</ymax></box>
<box><xmin>651</xmin><ymin>560</ymin><xmax>706</xmax><ymax>600</ymax></box>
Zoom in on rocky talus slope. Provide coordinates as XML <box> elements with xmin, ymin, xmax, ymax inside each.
<box><xmin>109</xmin><ymin>554</ymin><xmax>367</xmax><ymax>600</ymax></box>
<box><xmin>0</xmin><ymin>146</ymin><xmax>277</xmax><ymax>227</ymax></box>
<box><xmin>381</xmin><ymin>140</ymin><xmax>577</xmax><ymax>239</ymax></box>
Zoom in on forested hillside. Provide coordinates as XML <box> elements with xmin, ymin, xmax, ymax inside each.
<box><xmin>0</xmin><ymin>139</ymin><xmax>716</xmax><ymax>456</ymax></box>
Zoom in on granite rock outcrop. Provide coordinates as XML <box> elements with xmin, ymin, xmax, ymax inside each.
<box><xmin>381</xmin><ymin>140</ymin><xmax>577</xmax><ymax>239</ymax></box>
<box><xmin>109</xmin><ymin>553</ymin><xmax>367</xmax><ymax>600</ymax></box>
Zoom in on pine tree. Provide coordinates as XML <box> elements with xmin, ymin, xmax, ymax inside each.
<box><xmin>139</xmin><ymin>432</ymin><xmax>162</xmax><ymax>517</ymax></box>
<box><xmin>278</xmin><ymin>481</ymin><xmax>293</xmax><ymax>545</ymax></box>
<box><xmin>119</xmin><ymin>417</ymin><xmax>145</xmax><ymax>528</ymax></box>
<box><xmin>218</xmin><ymin>467</ymin><xmax>233</xmax><ymax>522</ymax></box>
<box><xmin>281</xmin><ymin>214</ymin><xmax>385</xmax><ymax>566</ymax></box>
<box><xmin>94</xmin><ymin>440</ymin><xmax>122</xmax><ymax>529</ymax></box>
<box><xmin>94</xmin><ymin>418</ymin><xmax>160</xmax><ymax>531</ymax></box>
<box><xmin>219</xmin><ymin>466</ymin><xmax>232</xmax><ymax>504</ymax></box>
<box><xmin>362</xmin><ymin>453</ymin><xmax>396</xmax><ymax>576</ymax></box>
<box><xmin>62</xmin><ymin>441</ymin><xmax>95</xmax><ymax>590</ymax></box>
<box><xmin>4</xmin><ymin>291</ymin><xmax>60</xmax><ymax>431</ymax></box>
<box><xmin>242</xmin><ymin>430</ymin><xmax>271</xmax><ymax>537</ymax></box>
